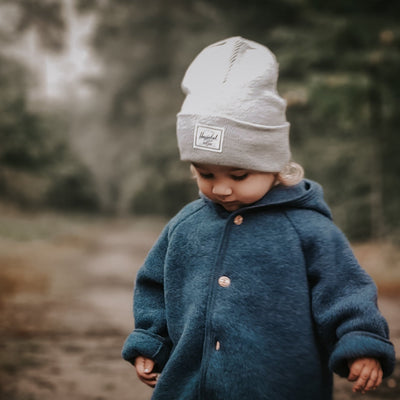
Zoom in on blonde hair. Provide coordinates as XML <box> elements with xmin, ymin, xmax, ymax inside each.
<box><xmin>276</xmin><ymin>161</ymin><xmax>304</xmax><ymax>186</ymax></box>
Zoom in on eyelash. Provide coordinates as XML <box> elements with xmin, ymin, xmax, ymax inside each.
<box><xmin>199</xmin><ymin>173</ymin><xmax>248</xmax><ymax>181</ymax></box>
<box><xmin>231</xmin><ymin>174</ymin><xmax>248</xmax><ymax>181</ymax></box>
<box><xmin>199</xmin><ymin>173</ymin><xmax>214</xmax><ymax>179</ymax></box>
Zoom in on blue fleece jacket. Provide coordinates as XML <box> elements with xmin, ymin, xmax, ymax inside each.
<box><xmin>122</xmin><ymin>180</ymin><xmax>395</xmax><ymax>400</ymax></box>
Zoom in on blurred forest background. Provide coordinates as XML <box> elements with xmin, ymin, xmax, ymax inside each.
<box><xmin>1</xmin><ymin>2</ymin><xmax>400</xmax><ymax>399</ymax></box>
<box><xmin>1</xmin><ymin>0</ymin><xmax>399</xmax><ymax>241</ymax></box>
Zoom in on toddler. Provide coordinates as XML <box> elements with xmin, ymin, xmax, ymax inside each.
<box><xmin>122</xmin><ymin>37</ymin><xmax>395</xmax><ymax>400</ymax></box>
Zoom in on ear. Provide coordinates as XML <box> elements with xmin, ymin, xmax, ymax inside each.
<box><xmin>190</xmin><ymin>164</ymin><xmax>197</xmax><ymax>179</ymax></box>
<box><xmin>273</xmin><ymin>173</ymin><xmax>280</xmax><ymax>186</ymax></box>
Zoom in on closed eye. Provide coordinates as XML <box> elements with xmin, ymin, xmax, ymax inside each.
<box><xmin>231</xmin><ymin>174</ymin><xmax>248</xmax><ymax>181</ymax></box>
<box><xmin>199</xmin><ymin>172</ymin><xmax>214</xmax><ymax>179</ymax></box>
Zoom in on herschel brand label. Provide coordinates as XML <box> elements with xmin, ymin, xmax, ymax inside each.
<box><xmin>193</xmin><ymin>124</ymin><xmax>225</xmax><ymax>153</ymax></box>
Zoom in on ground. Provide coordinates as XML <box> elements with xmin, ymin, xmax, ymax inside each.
<box><xmin>0</xmin><ymin>209</ymin><xmax>399</xmax><ymax>400</ymax></box>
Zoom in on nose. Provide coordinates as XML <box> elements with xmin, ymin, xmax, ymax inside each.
<box><xmin>212</xmin><ymin>182</ymin><xmax>232</xmax><ymax>196</ymax></box>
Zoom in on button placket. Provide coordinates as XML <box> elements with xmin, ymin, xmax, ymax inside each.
<box><xmin>207</xmin><ymin>214</ymin><xmax>241</xmax><ymax>361</ymax></box>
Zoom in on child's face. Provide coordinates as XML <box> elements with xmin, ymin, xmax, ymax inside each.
<box><xmin>192</xmin><ymin>163</ymin><xmax>276</xmax><ymax>212</ymax></box>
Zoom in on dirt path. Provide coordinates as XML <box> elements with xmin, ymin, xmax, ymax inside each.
<box><xmin>0</xmin><ymin>216</ymin><xmax>399</xmax><ymax>400</ymax></box>
<box><xmin>0</xmin><ymin>218</ymin><xmax>156</xmax><ymax>400</ymax></box>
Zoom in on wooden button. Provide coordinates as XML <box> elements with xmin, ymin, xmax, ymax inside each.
<box><xmin>218</xmin><ymin>276</ymin><xmax>231</xmax><ymax>287</ymax></box>
<box><xmin>234</xmin><ymin>215</ymin><xmax>243</xmax><ymax>225</ymax></box>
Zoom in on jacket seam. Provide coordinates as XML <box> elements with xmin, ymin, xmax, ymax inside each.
<box><xmin>282</xmin><ymin>209</ymin><xmax>307</xmax><ymax>257</ymax></box>
<box><xmin>133</xmin><ymin>329</ymin><xmax>172</xmax><ymax>359</ymax></box>
<box><xmin>134</xmin><ymin>328</ymin><xmax>171</xmax><ymax>344</ymax></box>
<box><xmin>339</xmin><ymin>330</ymin><xmax>392</xmax><ymax>344</ymax></box>
<box><xmin>168</xmin><ymin>201</ymin><xmax>208</xmax><ymax>238</ymax></box>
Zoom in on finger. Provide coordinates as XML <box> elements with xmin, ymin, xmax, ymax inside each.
<box><xmin>364</xmin><ymin>368</ymin><xmax>379</xmax><ymax>392</ymax></box>
<box><xmin>135</xmin><ymin>356</ymin><xmax>146</xmax><ymax>374</ymax></box>
<box><xmin>137</xmin><ymin>370</ymin><xmax>158</xmax><ymax>381</ymax></box>
<box><xmin>140</xmin><ymin>373</ymin><xmax>159</xmax><ymax>388</ymax></box>
<box><xmin>135</xmin><ymin>357</ymin><xmax>155</xmax><ymax>374</ymax></box>
<box><xmin>136</xmin><ymin>369</ymin><xmax>158</xmax><ymax>384</ymax></box>
<box><xmin>348</xmin><ymin>361</ymin><xmax>363</xmax><ymax>382</ymax></box>
<box><xmin>352</xmin><ymin>365</ymin><xmax>371</xmax><ymax>393</ymax></box>
<box><xmin>143</xmin><ymin>358</ymin><xmax>155</xmax><ymax>373</ymax></box>
<box><xmin>141</xmin><ymin>377</ymin><xmax>158</xmax><ymax>387</ymax></box>
<box><xmin>135</xmin><ymin>357</ymin><xmax>158</xmax><ymax>387</ymax></box>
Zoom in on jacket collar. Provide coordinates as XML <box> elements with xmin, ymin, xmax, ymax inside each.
<box><xmin>199</xmin><ymin>179</ymin><xmax>331</xmax><ymax>219</ymax></box>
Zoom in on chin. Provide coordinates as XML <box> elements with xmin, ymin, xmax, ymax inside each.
<box><xmin>221</xmin><ymin>203</ymin><xmax>241</xmax><ymax>211</ymax></box>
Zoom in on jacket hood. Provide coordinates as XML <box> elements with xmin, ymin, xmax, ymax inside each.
<box><xmin>200</xmin><ymin>179</ymin><xmax>332</xmax><ymax>219</ymax></box>
<box><xmin>257</xmin><ymin>179</ymin><xmax>332</xmax><ymax>219</ymax></box>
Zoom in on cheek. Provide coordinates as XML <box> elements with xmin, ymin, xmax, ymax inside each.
<box><xmin>240</xmin><ymin>186</ymin><xmax>267</xmax><ymax>201</ymax></box>
<box><xmin>238</xmin><ymin>178</ymin><xmax>274</xmax><ymax>201</ymax></box>
<box><xmin>196</xmin><ymin>179</ymin><xmax>211</xmax><ymax>195</ymax></box>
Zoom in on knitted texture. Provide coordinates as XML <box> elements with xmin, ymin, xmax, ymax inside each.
<box><xmin>122</xmin><ymin>180</ymin><xmax>395</xmax><ymax>400</ymax></box>
<box><xmin>177</xmin><ymin>36</ymin><xmax>291</xmax><ymax>172</ymax></box>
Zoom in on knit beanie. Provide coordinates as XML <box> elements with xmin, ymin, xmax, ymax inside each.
<box><xmin>176</xmin><ymin>36</ymin><xmax>291</xmax><ymax>172</ymax></box>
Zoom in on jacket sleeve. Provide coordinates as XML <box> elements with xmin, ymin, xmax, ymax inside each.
<box><xmin>122</xmin><ymin>223</ymin><xmax>172</xmax><ymax>370</ymax></box>
<box><xmin>297</xmin><ymin>213</ymin><xmax>395</xmax><ymax>378</ymax></box>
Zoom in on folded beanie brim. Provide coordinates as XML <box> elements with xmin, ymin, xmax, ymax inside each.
<box><xmin>177</xmin><ymin>114</ymin><xmax>291</xmax><ymax>172</ymax></box>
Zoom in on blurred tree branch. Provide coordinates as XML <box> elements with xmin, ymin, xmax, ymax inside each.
<box><xmin>0</xmin><ymin>0</ymin><xmax>398</xmax><ymax>234</ymax></box>
<box><xmin>0</xmin><ymin>0</ymin><xmax>66</xmax><ymax>51</ymax></box>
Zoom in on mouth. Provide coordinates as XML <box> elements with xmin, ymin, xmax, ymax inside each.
<box><xmin>218</xmin><ymin>200</ymin><xmax>240</xmax><ymax>211</ymax></box>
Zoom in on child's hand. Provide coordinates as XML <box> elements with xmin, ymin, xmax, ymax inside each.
<box><xmin>347</xmin><ymin>357</ymin><xmax>383</xmax><ymax>394</ymax></box>
<box><xmin>135</xmin><ymin>356</ymin><xmax>159</xmax><ymax>387</ymax></box>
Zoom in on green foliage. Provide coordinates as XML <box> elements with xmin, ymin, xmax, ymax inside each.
<box><xmin>1</xmin><ymin>0</ymin><xmax>399</xmax><ymax>239</ymax></box>
<box><xmin>262</xmin><ymin>1</ymin><xmax>400</xmax><ymax>239</ymax></box>
<box><xmin>0</xmin><ymin>101</ymin><xmax>60</xmax><ymax>172</ymax></box>
<box><xmin>132</xmin><ymin>179</ymin><xmax>198</xmax><ymax>217</ymax></box>
<box><xmin>45</xmin><ymin>166</ymin><xmax>100</xmax><ymax>212</ymax></box>
<box><xmin>2</xmin><ymin>0</ymin><xmax>66</xmax><ymax>51</ymax></box>
<box><xmin>71</xmin><ymin>0</ymin><xmax>399</xmax><ymax>238</ymax></box>
<box><xmin>0</xmin><ymin>0</ymin><xmax>101</xmax><ymax>212</ymax></box>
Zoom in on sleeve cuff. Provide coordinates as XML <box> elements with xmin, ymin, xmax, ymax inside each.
<box><xmin>329</xmin><ymin>331</ymin><xmax>396</xmax><ymax>378</ymax></box>
<box><xmin>122</xmin><ymin>329</ymin><xmax>172</xmax><ymax>370</ymax></box>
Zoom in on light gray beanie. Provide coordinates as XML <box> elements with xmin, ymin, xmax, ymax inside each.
<box><xmin>176</xmin><ymin>36</ymin><xmax>291</xmax><ymax>172</ymax></box>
